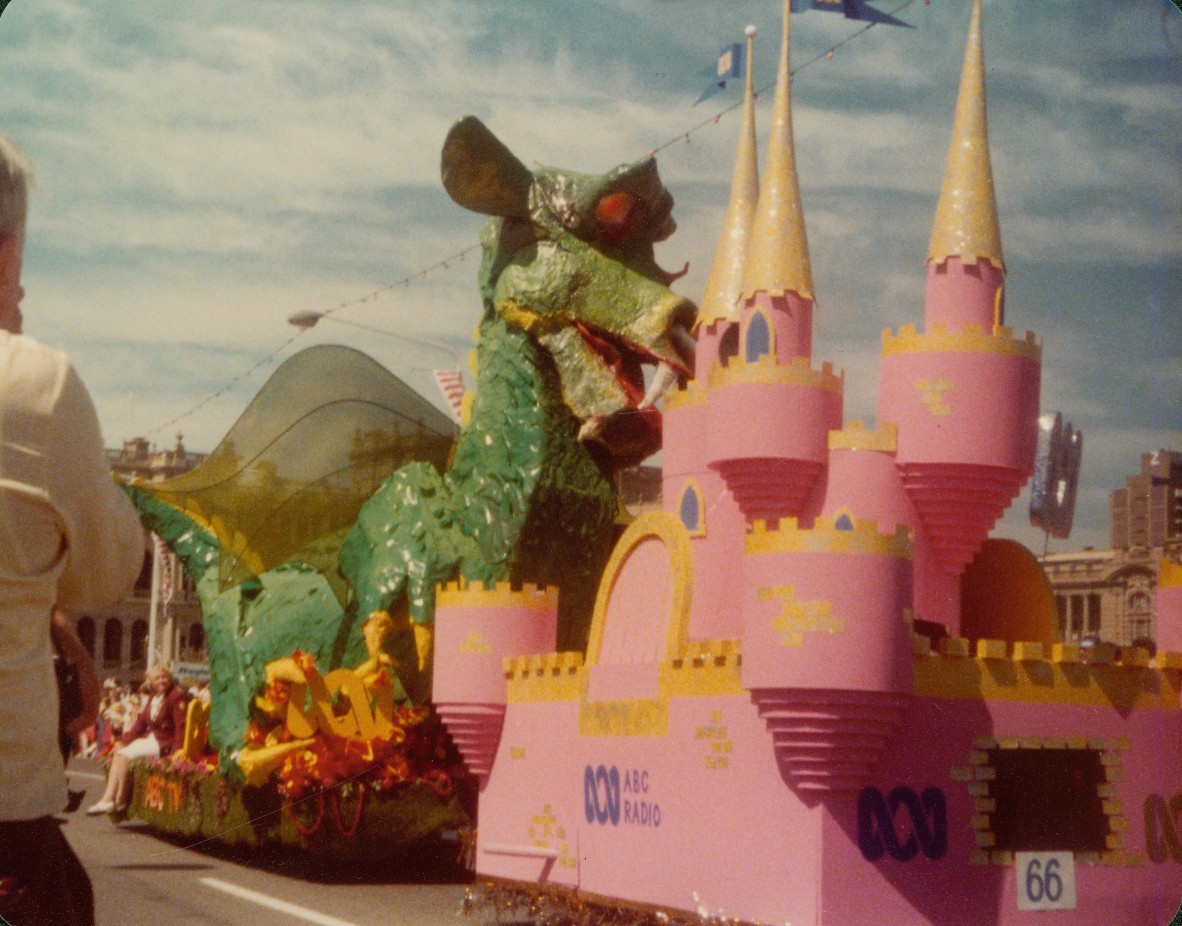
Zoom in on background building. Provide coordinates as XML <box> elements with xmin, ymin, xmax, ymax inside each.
<box><xmin>68</xmin><ymin>435</ymin><xmax>207</xmax><ymax>684</ymax></box>
<box><xmin>1111</xmin><ymin>449</ymin><xmax>1182</xmax><ymax>549</ymax></box>
<box><xmin>1041</xmin><ymin>449</ymin><xmax>1181</xmax><ymax>648</ymax></box>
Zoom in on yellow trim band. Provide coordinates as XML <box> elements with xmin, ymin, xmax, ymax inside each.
<box><xmin>882</xmin><ymin>323</ymin><xmax>1041</xmax><ymax>360</ymax></box>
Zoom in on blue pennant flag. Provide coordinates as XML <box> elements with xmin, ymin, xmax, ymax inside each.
<box><xmin>695</xmin><ymin>42</ymin><xmax>744</xmax><ymax>106</ymax></box>
<box><xmin>791</xmin><ymin>0</ymin><xmax>912</xmax><ymax>28</ymax></box>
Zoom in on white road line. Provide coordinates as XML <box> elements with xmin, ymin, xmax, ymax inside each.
<box><xmin>200</xmin><ymin>878</ymin><xmax>363</xmax><ymax>926</ymax></box>
<box><xmin>67</xmin><ymin>770</ymin><xmax>107</xmax><ymax>782</ymax></box>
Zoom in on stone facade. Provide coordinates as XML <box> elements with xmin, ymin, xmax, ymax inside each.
<box><xmin>1040</xmin><ymin>448</ymin><xmax>1181</xmax><ymax>649</ymax></box>
<box><xmin>1040</xmin><ymin>546</ymin><xmax>1163</xmax><ymax>648</ymax></box>
<box><xmin>70</xmin><ymin>435</ymin><xmax>207</xmax><ymax>684</ymax></box>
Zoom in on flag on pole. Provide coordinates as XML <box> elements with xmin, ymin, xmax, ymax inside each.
<box><xmin>433</xmin><ymin>369</ymin><xmax>465</xmax><ymax>423</ymax></box>
<box><xmin>695</xmin><ymin>42</ymin><xmax>745</xmax><ymax>105</ymax></box>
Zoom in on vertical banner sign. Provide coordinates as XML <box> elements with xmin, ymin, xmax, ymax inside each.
<box><xmin>156</xmin><ymin>534</ymin><xmax>174</xmax><ymax>607</ymax></box>
<box><xmin>1015</xmin><ymin>851</ymin><xmax>1076</xmax><ymax>911</ymax></box>
<box><xmin>1029</xmin><ymin>412</ymin><xmax>1083</xmax><ymax>539</ymax></box>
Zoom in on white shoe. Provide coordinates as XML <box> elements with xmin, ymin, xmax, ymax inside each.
<box><xmin>86</xmin><ymin>800</ymin><xmax>115</xmax><ymax>815</ymax></box>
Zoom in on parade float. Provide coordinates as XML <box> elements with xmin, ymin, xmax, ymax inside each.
<box><xmin>120</xmin><ymin>23</ymin><xmax>698</xmax><ymax>855</ymax></box>
<box><xmin>428</xmin><ymin>2</ymin><xmax>1182</xmax><ymax>924</ymax></box>
<box><xmin>118</xmin><ymin>0</ymin><xmax>1182</xmax><ymax>918</ymax></box>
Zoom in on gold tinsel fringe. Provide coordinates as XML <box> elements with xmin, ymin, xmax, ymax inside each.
<box><xmin>460</xmin><ymin>879</ymin><xmax>761</xmax><ymax>926</ymax></box>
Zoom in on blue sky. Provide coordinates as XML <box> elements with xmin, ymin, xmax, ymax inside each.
<box><xmin>0</xmin><ymin>0</ymin><xmax>1178</xmax><ymax>554</ymax></box>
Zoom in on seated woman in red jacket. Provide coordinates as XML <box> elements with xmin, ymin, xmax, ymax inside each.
<box><xmin>87</xmin><ymin>667</ymin><xmax>188</xmax><ymax>815</ymax></box>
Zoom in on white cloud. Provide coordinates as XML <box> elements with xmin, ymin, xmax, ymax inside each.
<box><xmin>0</xmin><ymin>0</ymin><xmax>1176</xmax><ymax>558</ymax></box>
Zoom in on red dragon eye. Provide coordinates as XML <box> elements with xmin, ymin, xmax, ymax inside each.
<box><xmin>595</xmin><ymin>191</ymin><xmax>637</xmax><ymax>240</ymax></box>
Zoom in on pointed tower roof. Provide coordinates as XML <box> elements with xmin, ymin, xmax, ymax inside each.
<box><xmin>927</xmin><ymin>0</ymin><xmax>1005</xmax><ymax>270</ymax></box>
<box><xmin>741</xmin><ymin>0</ymin><xmax>813</xmax><ymax>302</ymax></box>
<box><xmin>697</xmin><ymin>26</ymin><xmax>760</xmax><ymax>328</ymax></box>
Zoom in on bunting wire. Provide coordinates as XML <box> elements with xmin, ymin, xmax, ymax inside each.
<box><xmin>145</xmin><ymin>0</ymin><xmax>926</xmax><ymax>442</ymax></box>
<box><xmin>144</xmin><ymin>243</ymin><xmax>480</xmax><ymax>439</ymax></box>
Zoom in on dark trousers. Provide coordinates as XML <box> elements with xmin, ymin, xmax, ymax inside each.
<box><xmin>0</xmin><ymin>816</ymin><xmax>94</xmax><ymax>926</ymax></box>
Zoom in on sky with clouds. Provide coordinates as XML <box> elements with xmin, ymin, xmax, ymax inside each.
<box><xmin>0</xmin><ymin>0</ymin><xmax>1178</xmax><ymax>555</ymax></box>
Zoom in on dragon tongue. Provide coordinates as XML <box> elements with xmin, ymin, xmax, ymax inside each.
<box><xmin>637</xmin><ymin>361</ymin><xmax>679</xmax><ymax>410</ymax></box>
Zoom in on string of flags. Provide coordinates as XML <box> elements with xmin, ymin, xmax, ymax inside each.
<box><xmin>695</xmin><ymin>42</ymin><xmax>745</xmax><ymax>105</ymax></box>
<box><xmin>147</xmin><ymin>0</ymin><xmax>923</xmax><ymax>442</ymax></box>
<box><xmin>692</xmin><ymin>0</ymin><xmax>919</xmax><ymax>110</ymax></box>
<box><xmin>146</xmin><ymin>244</ymin><xmax>479</xmax><ymax>439</ymax></box>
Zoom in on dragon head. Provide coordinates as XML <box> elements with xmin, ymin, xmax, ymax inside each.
<box><xmin>442</xmin><ymin>116</ymin><xmax>697</xmax><ymax>467</ymax></box>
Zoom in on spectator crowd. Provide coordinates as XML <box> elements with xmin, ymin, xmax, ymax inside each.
<box><xmin>75</xmin><ymin>675</ymin><xmax>209</xmax><ymax>761</ymax></box>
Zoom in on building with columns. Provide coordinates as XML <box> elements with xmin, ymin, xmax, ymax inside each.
<box><xmin>1040</xmin><ymin>449</ymin><xmax>1181</xmax><ymax>648</ymax></box>
<box><xmin>69</xmin><ymin>435</ymin><xmax>207</xmax><ymax>684</ymax></box>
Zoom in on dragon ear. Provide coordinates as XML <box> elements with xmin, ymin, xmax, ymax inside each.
<box><xmin>441</xmin><ymin>117</ymin><xmax>532</xmax><ymax>218</ymax></box>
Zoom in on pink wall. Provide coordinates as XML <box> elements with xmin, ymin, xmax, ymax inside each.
<box><xmin>878</xmin><ymin>350</ymin><xmax>1039</xmax><ymax>470</ymax></box>
<box><xmin>925</xmin><ymin>257</ymin><xmax>1006</xmax><ymax>332</ymax></box>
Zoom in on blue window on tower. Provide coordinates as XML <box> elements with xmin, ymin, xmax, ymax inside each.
<box><xmin>679</xmin><ymin>483</ymin><xmax>704</xmax><ymax>535</ymax></box>
<box><xmin>745</xmin><ymin>311</ymin><xmax>772</xmax><ymax>362</ymax></box>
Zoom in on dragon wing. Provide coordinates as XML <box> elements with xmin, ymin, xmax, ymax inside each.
<box><xmin>136</xmin><ymin>344</ymin><xmax>459</xmax><ymax>598</ymax></box>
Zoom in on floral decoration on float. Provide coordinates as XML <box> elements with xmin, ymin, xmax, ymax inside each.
<box><xmin>235</xmin><ymin>615</ymin><xmax>470</xmax><ymax>841</ymax></box>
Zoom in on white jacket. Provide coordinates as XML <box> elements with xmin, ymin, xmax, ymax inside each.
<box><xmin>0</xmin><ymin>332</ymin><xmax>143</xmax><ymax>821</ymax></box>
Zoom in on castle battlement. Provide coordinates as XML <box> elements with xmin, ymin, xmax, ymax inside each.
<box><xmin>663</xmin><ymin>378</ymin><xmax>707</xmax><ymax>409</ymax></box>
<box><xmin>745</xmin><ymin>515</ymin><xmax>912</xmax><ymax>559</ymax></box>
<box><xmin>882</xmin><ymin>322</ymin><xmax>1042</xmax><ymax>359</ymax></box>
<box><xmin>436</xmin><ymin>580</ymin><xmax>557</xmax><ymax>609</ymax></box>
<box><xmin>706</xmin><ymin>353</ymin><xmax>842</xmax><ymax>392</ymax></box>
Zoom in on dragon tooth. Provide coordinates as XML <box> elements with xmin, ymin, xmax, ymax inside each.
<box><xmin>579</xmin><ymin>415</ymin><xmax>607</xmax><ymax>442</ymax></box>
<box><xmin>638</xmin><ymin>360</ymin><xmax>680</xmax><ymax>410</ymax></box>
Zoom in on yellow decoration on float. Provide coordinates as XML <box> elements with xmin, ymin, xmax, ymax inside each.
<box><xmin>916</xmin><ymin>378</ymin><xmax>954</xmax><ymax>417</ymax></box>
<box><xmin>882</xmin><ymin>323</ymin><xmax>1041</xmax><ymax>359</ymax></box>
<box><xmin>707</xmin><ymin>354</ymin><xmax>842</xmax><ymax>392</ymax></box>
<box><xmin>828</xmin><ymin>421</ymin><xmax>898</xmax><ymax>452</ymax></box>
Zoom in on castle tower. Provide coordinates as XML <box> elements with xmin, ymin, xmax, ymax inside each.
<box><xmin>663</xmin><ymin>26</ymin><xmax>759</xmax><ymax>640</ymax></box>
<box><xmin>694</xmin><ymin>24</ymin><xmax>759</xmax><ymax>381</ymax></box>
<box><xmin>877</xmin><ymin>0</ymin><xmax>1040</xmax><ymax>592</ymax></box>
<box><xmin>924</xmin><ymin>0</ymin><xmax>1005</xmax><ymax>333</ymax></box>
<box><xmin>704</xmin><ymin>0</ymin><xmax>842</xmax><ymax>523</ymax></box>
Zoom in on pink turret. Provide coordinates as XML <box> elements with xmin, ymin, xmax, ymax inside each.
<box><xmin>662</xmin><ymin>26</ymin><xmax>759</xmax><ymax>641</ymax></box>
<box><xmin>432</xmin><ymin>582</ymin><xmax>558</xmax><ymax>785</ymax></box>
<box><xmin>877</xmin><ymin>0</ymin><xmax>1040</xmax><ymax>618</ymax></box>
<box><xmin>702</xmin><ymin>1</ymin><xmax>842</xmax><ymax>524</ymax></box>
<box><xmin>692</xmin><ymin>25</ymin><xmax>759</xmax><ymax>382</ymax></box>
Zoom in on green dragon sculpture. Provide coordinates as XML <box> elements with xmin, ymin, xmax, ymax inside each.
<box><xmin>128</xmin><ymin>116</ymin><xmax>697</xmax><ymax>776</ymax></box>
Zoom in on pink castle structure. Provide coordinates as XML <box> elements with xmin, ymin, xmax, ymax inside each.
<box><xmin>434</xmin><ymin>2</ymin><xmax>1182</xmax><ymax>922</ymax></box>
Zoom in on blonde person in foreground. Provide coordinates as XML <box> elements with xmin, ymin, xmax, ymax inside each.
<box><xmin>0</xmin><ymin>133</ymin><xmax>144</xmax><ymax>926</ymax></box>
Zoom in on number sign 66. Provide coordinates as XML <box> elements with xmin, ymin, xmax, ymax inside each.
<box><xmin>1015</xmin><ymin>852</ymin><xmax>1076</xmax><ymax>911</ymax></box>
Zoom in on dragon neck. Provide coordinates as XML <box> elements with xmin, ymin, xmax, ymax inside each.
<box><xmin>447</xmin><ymin>315</ymin><xmax>618</xmax><ymax>591</ymax></box>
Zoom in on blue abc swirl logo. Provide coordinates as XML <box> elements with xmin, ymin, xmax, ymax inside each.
<box><xmin>857</xmin><ymin>786</ymin><xmax>948</xmax><ymax>862</ymax></box>
<box><xmin>584</xmin><ymin>764</ymin><xmax>621</xmax><ymax>825</ymax></box>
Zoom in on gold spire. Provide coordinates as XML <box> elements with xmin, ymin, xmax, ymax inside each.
<box><xmin>741</xmin><ymin>0</ymin><xmax>813</xmax><ymax>302</ymax></box>
<box><xmin>927</xmin><ymin>0</ymin><xmax>1004</xmax><ymax>270</ymax></box>
<box><xmin>697</xmin><ymin>26</ymin><xmax>759</xmax><ymax>328</ymax></box>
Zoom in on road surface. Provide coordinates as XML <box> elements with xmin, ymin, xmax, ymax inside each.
<box><xmin>59</xmin><ymin>758</ymin><xmax>475</xmax><ymax>926</ymax></box>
